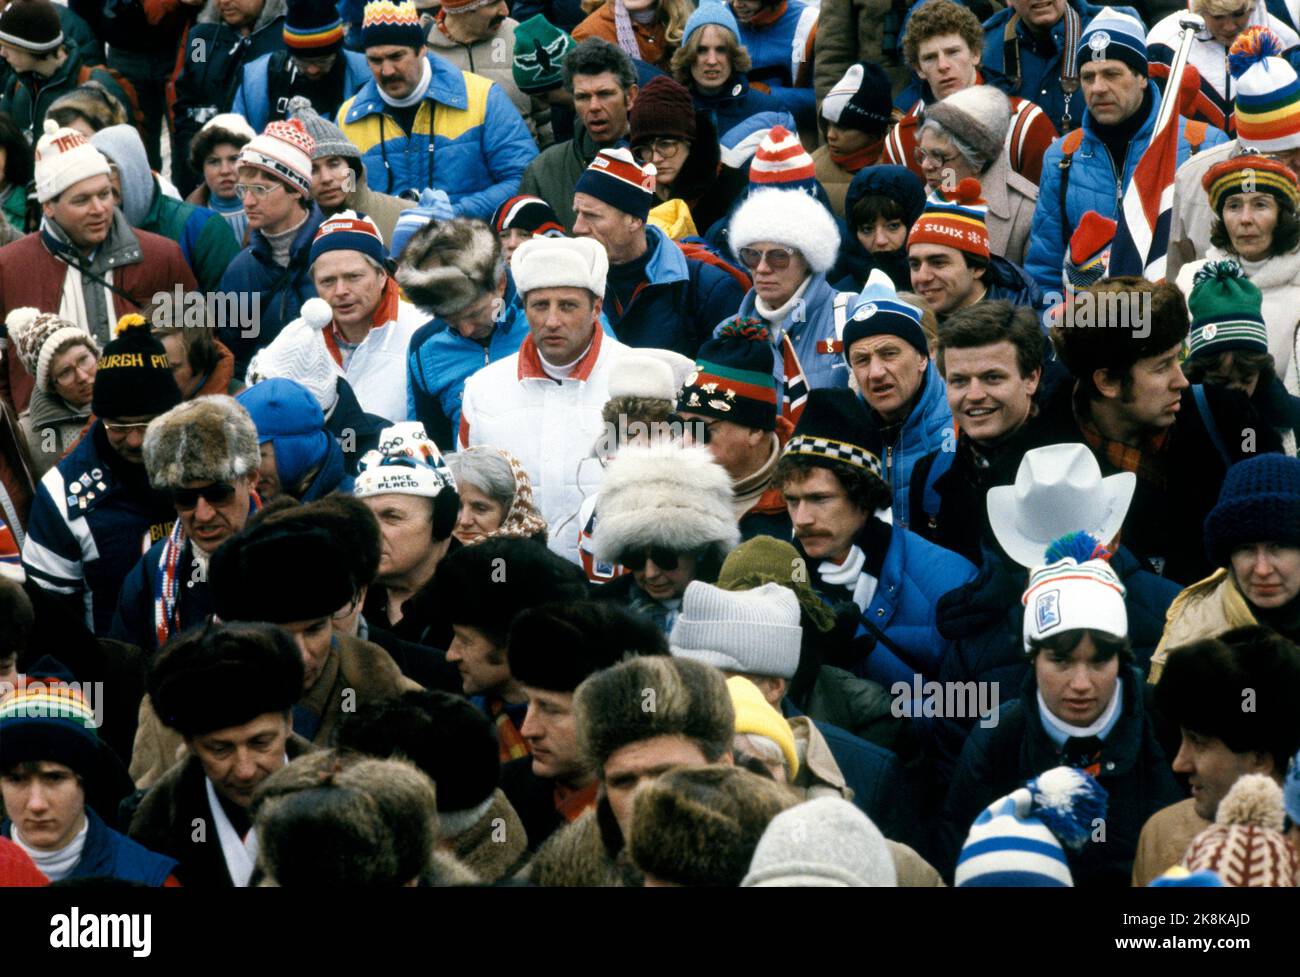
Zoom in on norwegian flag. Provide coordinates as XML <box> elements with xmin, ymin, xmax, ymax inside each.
<box><xmin>780</xmin><ymin>334</ymin><xmax>809</xmax><ymax>426</ymax></box>
<box><xmin>1108</xmin><ymin>29</ymin><xmax>1203</xmax><ymax>281</ymax></box>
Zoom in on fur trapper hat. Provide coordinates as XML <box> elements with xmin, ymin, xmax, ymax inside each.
<box><xmin>143</xmin><ymin>395</ymin><xmax>261</xmax><ymax>490</ymax></box>
<box><xmin>727</xmin><ymin>187</ymin><xmax>841</xmax><ymax>275</ymax></box>
<box><xmin>395</xmin><ymin>217</ymin><xmax>504</xmax><ymax>318</ymax></box>
<box><xmin>592</xmin><ymin>442</ymin><xmax>740</xmax><ymax>563</ymax></box>
<box><xmin>574</xmin><ymin>656</ymin><xmax>735</xmax><ymax>773</ymax></box>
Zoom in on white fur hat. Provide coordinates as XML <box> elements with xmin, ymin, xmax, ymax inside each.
<box><xmin>511</xmin><ymin>235</ymin><xmax>609</xmax><ymax>297</ymax></box>
<box><xmin>592</xmin><ymin>441</ymin><xmax>740</xmax><ymax>562</ymax></box>
<box><xmin>608</xmin><ymin>352</ymin><xmax>678</xmax><ymax>401</ymax></box>
<box><xmin>33</xmin><ymin>119</ymin><xmax>111</xmax><ymax>204</ymax></box>
<box><xmin>728</xmin><ymin>188</ymin><xmax>841</xmax><ymax>275</ymax></box>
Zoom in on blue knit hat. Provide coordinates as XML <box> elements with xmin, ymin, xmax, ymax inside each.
<box><xmin>843</xmin><ymin>269</ymin><xmax>928</xmax><ymax>358</ymax></box>
<box><xmin>1203</xmin><ymin>454</ymin><xmax>1300</xmax><ymax>568</ymax></box>
<box><xmin>684</xmin><ymin>0</ymin><xmax>740</xmax><ymax>45</ymax></box>
<box><xmin>237</xmin><ymin>378</ymin><xmax>336</xmax><ymax>497</ymax></box>
<box><xmin>955</xmin><ymin>767</ymin><xmax>1108</xmax><ymax>887</ymax></box>
<box><xmin>575</xmin><ymin>147</ymin><xmax>657</xmax><ymax>222</ymax></box>
<box><xmin>309</xmin><ymin>211</ymin><xmax>388</xmax><ymax>268</ymax></box>
<box><xmin>1078</xmin><ymin>8</ymin><xmax>1148</xmax><ymax>78</ymax></box>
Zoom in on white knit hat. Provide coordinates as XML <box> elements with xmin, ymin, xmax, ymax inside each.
<box><xmin>353</xmin><ymin>421</ymin><xmax>457</xmax><ymax>499</ymax></box>
<box><xmin>742</xmin><ymin>797</ymin><xmax>897</xmax><ymax>886</ymax></box>
<box><xmin>33</xmin><ymin>119</ymin><xmax>111</xmax><ymax>204</ymax></box>
<box><xmin>238</xmin><ymin>118</ymin><xmax>316</xmax><ymax>198</ymax></box>
<box><xmin>670</xmin><ymin>581</ymin><xmax>802</xmax><ymax>679</ymax></box>
<box><xmin>511</xmin><ymin>235</ymin><xmax>609</xmax><ymax>297</ymax></box>
<box><xmin>4</xmin><ymin>308</ymin><xmax>98</xmax><ymax>395</ymax></box>
<box><xmin>728</xmin><ymin>187</ymin><xmax>841</xmax><ymax>275</ymax></box>
<box><xmin>1021</xmin><ymin>536</ymin><xmax>1128</xmax><ymax>654</ymax></box>
<box><xmin>245</xmin><ymin>299</ymin><xmax>340</xmax><ymax>413</ymax></box>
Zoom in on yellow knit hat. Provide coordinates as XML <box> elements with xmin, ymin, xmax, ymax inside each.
<box><xmin>726</xmin><ymin>676</ymin><xmax>799</xmax><ymax>780</ymax></box>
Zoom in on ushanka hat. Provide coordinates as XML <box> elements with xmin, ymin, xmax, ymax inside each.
<box><xmin>361</xmin><ymin>0</ymin><xmax>425</xmax><ymax>48</ymax></box>
<box><xmin>284</xmin><ymin>0</ymin><xmax>346</xmax><ymax>55</ymax></box>
<box><xmin>728</xmin><ymin>186</ymin><xmax>841</xmax><ymax>275</ymax></box>
<box><xmin>1230</xmin><ymin>27</ymin><xmax>1300</xmax><ymax>152</ymax></box>
<box><xmin>1182</xmin><ymin>774</ymin><xmax>1300</xmax><ymax>887</ymax></box>
<box><xmin>4</xmin><ymin>308</ymin><xmax>97</xmax><ymax>396</ymax></box>
<box><xmin>1203</xmin><ymin>153</ymin><xmax>1300</xmax><ymax>214</ymax></box>
<box><xmin>1076</xmin><ymin>7</ymin><xmax>1148</xmax><ymax>78</ymax></box>
<box><xmin>396</xmin><ymin>217</ymin><xmax>504</xmax><ymax>318</ymax></box>
<box><xmin>781</xmin><ymin>387</ymin><xmax>883</xmax><ymax>479</ymax></box>
<box><xmin>821</xmin><ymin>62</ymin><xmax>894</xmax><ymax>134</ymax></box>
<box><xmin>843</xmin><ymin>268</ymin><xmax>928</xmax><ymax>358</ymax></box>
<box><xmin>575</xmin><ymin>147</ymin><xmax>657</xmax><ymax>222</ymax></box>
<box><xmin>956</xmin><ymin>767</ymin><xmax>1108</xmax><ymax>886</ymax></box>
<box><xmin>1021</xmin><ymin>533</ymin><xmax>1128</xmax><ymax>655</ymax></box>
<box><xmin>908</xmin><ymin>178</ymin><xmax>990</xmax><ymax>260</ymax></box>
<box><xmin>91</xmin><ymin>314</ymin><xmax>183</xmax><ymax>421</ymax></box>
<box><xmin>239</xmin><ymin>118</ymin><xmax>316</xmax><ymax>199</ymax></box>
<box><xmin>677</xmin><ymin>321</ymin><xmax>779</xmax><ymax>431</ymax></box>
<box><xmin>508</xmin><ymin>601</ymin><xmax>667</xmax><ymax>693</ymax></box>
<box><xmin>512</xmin><ymin>15</ymin><xmax>576</xmax><ymax>95</ymax></box>
<box><xmin>144</xmin><ymin>394</ymin><xmax>261</xmax><ymax>490</ymax></box>
<box><xmin>0</xmin><ymin>657</ymin><xmax>99</xmax><ymax>779</ymax></box>
<box><xmin>511</xmin><ymin>235</ymin><xmax>609</xmax><ymax>296</ymax></box>
<box><xmin>1187</xmin><ymin>260</ymin><xmax>1269</xmax><ymax>361</ymax></box>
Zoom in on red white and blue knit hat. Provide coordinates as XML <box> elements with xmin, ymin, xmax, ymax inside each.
<box><xmin>1062</xmin><ymin>210</ymin><xmax>1117</xmax><ymax>294</ymax></box>
<box><xmin>748</xmin><ymin>125</ymin><xmax>816</xmax><ymax>193</ymax></box>
<box><xmin>955</xmin><ymin>767</ymin><xmax>1108</xmax><ymax>886</ymax></box>
<box><xmin>491</xmin><ymin>194</ymin><xmax>565</xmax><ymax>237</ymax></box>
<box><xmin>239</xmin><ymin>118</ymin><xmax>316</xmax><ymax>198</ymax></box>
<box><xmin>575</xmin><ymin>147</ymin><xmax>657</xmax><ymax>222</ymax></box>
<box><xmin>285</xmin><ymin>0</ymin><xmax>345</xmax><ymax>55</ymax></box>
<box><xmin>361</xmin><ymin>0</ymin><xmax>425</xmax><ymax>49</ymax></box>
<box><xmin>309</xmin><ymin>210</ymin><xmax>388</xmax><ymax>268</ymax></box>
<box><xmin>908</xmin><ymin>177</ymin><xmax>989</xmax><ymax>260</ymax></box>
<box><xmin>1021</xmin><ymin>533</ymin><xmax>1127</xmax><ymax>655</ymax></box>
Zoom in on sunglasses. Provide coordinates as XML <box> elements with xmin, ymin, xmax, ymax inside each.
<box><xmin>172</xmin><ymin>482</ymin><xmax>237</xmax><ymax>511</ymax></box>
<box><xmin>738</xmin><ymin>246</ymin><xmax>795</xmax><ymax>271</ymax></box>
<box><xmin>666</xmin><ymin>412</ymin><xmax>711</xmax><ymax>444</ymax></box>
<box><xmin>620</xmin><ymin>547</ymin><xmax>682</xmax><ymax>572</ymax></box>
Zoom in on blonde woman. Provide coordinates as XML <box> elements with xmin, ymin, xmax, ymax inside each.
<box><xmin>572</xmin><ymin>0</ymin><xmax>691</xmax><ymax>69</ymax></box>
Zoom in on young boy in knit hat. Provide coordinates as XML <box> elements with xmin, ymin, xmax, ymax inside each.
<box><xmin>812</xmin><ymin>61</ymin><xmax>893</xmax><ymax>218</ymax></box>
<box><xmin>4</xmin><ymin>309</ymin><xmax>97</xmax><ymax>478</ymax></box>
<box><xmin>20</xmin><ymin>314</ymin><xmax>182</xmax><ymax>636</ymax></box>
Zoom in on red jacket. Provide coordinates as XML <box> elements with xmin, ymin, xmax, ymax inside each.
<box><xmin>0</xmin><ymin>227</ymin><xmax>197</xmax><ymax>413</ymax></box>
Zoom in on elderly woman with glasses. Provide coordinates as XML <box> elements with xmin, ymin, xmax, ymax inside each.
<box><xmin>719</xmin><ymin>184</ymin><xmax>855</xmax><ymax>392</ymax></box>
<box><xmin>445</xmin><ymin>445</ymin><xmax>548</xmax><ymax>547</ymax></box>
<box><xmin>913</xmin><ymin>86</ymin><xmax>1038</xmax><ymax>265</ymax></box>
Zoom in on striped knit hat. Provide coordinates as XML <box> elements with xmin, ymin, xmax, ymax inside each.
<box><xmin>1021</xmin><ymin>533</ymin><xmax>1127</xmax><ymax>655</ymax></box>
<box><xmin>284</xmin><ymin>0</ymin><xmax>345</xmax><ymax>55</ymax></box>
<box><xmin>239</xmin><ymin>118</ymin><xmax>316</xmax><ymax>198</ymax></box>
<box><xmin>0</xmin><ymin>658</ymin><xmax>100</xmax><ymax>779</ymax></box>
<box><xmin>782</xmin><ymin>388</ymin><xmax>883</xmax><ymax>478</ymax></box>
<box><xmin>575</xmin><ymin>147</ymin><xmax>657</xmax><ymax>222</ymax></box>
<box><xmin>1077</xmin><ymin>8</ymin><xmax>1148</xmax><ymax>77</ymax></box>
<box><xmin>1230</xmin><ymin>27</ymin><xmax>1300</xmax><ymax>153</ymax></box>
<box><xmin>491</xmin><ymin>194</ymin><xmax>565</xmax><ymax>237</ymax></box>
<box><xmin>843</xmin><ymin>268</ymin><xmax>928</xmax><ymax>358</ymax></box>
<box><xmin>678</xmin><ymin>320</ymin><xmax>779</xmax><ymax>431</ymax></box>
<box><xmin>908</xmin><ymin>178</ymin><xmax>989</xmax><ymax>260</ymax></box>
<box><xmin>361</xmin><ymin>0</ymin><xmax>425</xmax><ymax>49</ymax></box>
<box><xmin>1202</xmin><ymin>153</ymin><xmax>1300</xmax><ymax>215</ymax></box>
<box><xmin>1187</xmin><ymin>260</ymin><xmax>1269</xmax><ymax>362</ymax></box>
<box><xmin>309</xmin><ymin>210</ymin><xmax>388</xmax><ymax>267</ymax></box>
<box><xmin>749</xmin><ymin>125</ymin><xmax>816</xmax><ymax>193</ymax></box>
<box><xmin>1063</xmin><ymin>210</ymin><xmax>1117</xmax><ymax>293</ymax></box>
<box><xmin>1182</xmin><ymin>774</ymin><xmax>1299</xmax><ymax>887</ymax></box>
<box><xmin>956</xmin><ymin>767</ymin><xmax>1108</xmax><ymax>886</ymax></box>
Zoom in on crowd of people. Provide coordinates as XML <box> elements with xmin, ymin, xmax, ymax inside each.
<box><xmin>0</xmin><ymin>0</ymin><xmax>1298</xmax><ymax>890</ymax></box>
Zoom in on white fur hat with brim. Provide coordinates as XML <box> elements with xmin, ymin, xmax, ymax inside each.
<box><xmin>511</xmin><ymin>235</ymin><xmax>609</xmax><ymax>297</ymax></box>
<box><xmin>592</xmin><ymin>441</ymin><xmax>740</xmax><ymax>562</ymax></box>
<box><xmin>987</xmin><ymin>443</ymin><xmax>1137</xmax><ymax>568</ymax></box>
<box><xmin>727</xmin><ymin>187</ymin><xmax>841</xmax><ymax>276</ymax></box>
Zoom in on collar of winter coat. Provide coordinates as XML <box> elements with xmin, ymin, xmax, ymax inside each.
<box><xmin>26</xmin><ymin>384</ymin><xmax>91</xmax><ymax>429</ymax></box>
<box><xmin>692</xmin><ymin>73</ymin><xmax>755</xmax><ymax>107</ymax></box>
<box><xmin>198</xmin><ymin>0</ymin><xmax>287</xmax><ymax>32</ymax></box>
<box><xmin>249</xmin><ymin>202</ymin><xmax>325</xmax><ymax>265</ymax></box>
<box><xmin>42</xmin><ymin>208</ymin><xmax>143</xmax><ymax>271</ymax></box>
<box><xmin>518</xmin><ymin>322</ymin><xmax>606</xmax><ymax>381</ymax></box>
<box><xmin>869</xmin><ymin>358</ymin><xmax>948</xmax><ymax>442</ymax></box>
<box><xmin>344</xmin><ymin>54</ymin><xmax>469</xmax><ymax>123</ymax></box>
<box><xmin>787</xmin><ymin>714</ymin><xmax>853</xmax><ymax>799</ymax></box>
<box><xmin>1082</xmin><ymin>73</ymin><xmax>1158</xmax><ymax>140</ymax></box>
<box><xmin>1020</xmin><ymin>663</ymin><xmax>1150</xmax><ymax>777</ymax></box>
<box><xmin>449</xmin><ymin>789</ymin><xmax>529</xmax><ymax>881</ymax></box>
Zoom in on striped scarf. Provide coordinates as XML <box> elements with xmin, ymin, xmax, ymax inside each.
<box><xmin>153</xmin><ymin>519</ymin><xmax>188</xmax><ymax>650</ymax></box>
<box><xmin>489</xmin><ymin>697</ymin><xmax>530</xmax><ymax>762</ymax></box>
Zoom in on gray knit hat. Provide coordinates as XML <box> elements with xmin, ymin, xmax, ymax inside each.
<box><xmin>670</xmin><ymin>581</ymin><xmax>802</xmax><ymax>680</ymax></box>
<box><xmin>143</xmin><ymin>395</ymin><xmax>261</xmax><ymax>490</ymax></box>
<box><xmin>742</xmin><ymin>797</ymin><xmax>898</xmax><ymax>887</ymax></box>
<box><xmin>922</xmin><ymin>85</ymin><xmax>1011</xmax><ymax>169</ymax></box>
<box><xmin>287</xmin><ymin>96</ymin><xmax>362</xmax><ymax>163</ymax></box>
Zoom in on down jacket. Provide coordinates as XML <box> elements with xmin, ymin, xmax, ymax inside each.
<box><xmin>736</xmin><ymin>0</ymin><xmax>820</xmax><ymax>130</ymax></box>
<box><xmin>1149</xmin><ymin>568</ymin><xmax>1259</xmax><ymax>684</ymax></box>
<box><xmin>1</xmin><ymin>809</ymin><xmax>175</xmax><ymax>886</ymax></box>
<box><xmin>1025</xmin><ymin>85</ymin><xmax>1228</xmax><ymax>293</ymax></box>
<box><xmin>336</xmin><ymin>54</ymin><xmax>537</xmax><ymax>216</ymax></box>
<box><xmin>231</xmin><ymin>48</ymin><xmax>371</xmax><ymax>134</ymax></box>
<box><xmin>877</xmin><ymin>360</ymin><xmax>953</xmax><ymax>531</ymax></box>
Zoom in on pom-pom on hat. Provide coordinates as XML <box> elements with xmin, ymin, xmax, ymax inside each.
<box><xmin>491</xmin><ymin>194</ymin><xmax>565</xmax><ymax>238</ymax></box>
<box><xmin>361</xmin><ymin>0</ymin><xmax>425</xmax><ymax>49</ymax></box>
<box><xmin>574</xmin><ymin>147</ymin><xmax>657</xmax><ymax>222</ymax></box>
<box><xmin>726</xmin><ymin>674</ymin><xmax>799</xmax><ymax>778</ymax></box>
<box><xmin>1202</xmin><ymin>153</ymin><xmax>1300</xmax><ymax>214</ymax></box>
<box><xmin>1187</xmin><ymin>260</ymin><xmax>1269</xmax><ymax>362</ymax></box>
<box><xmin>908</xmin><ymin>177</ymin><xmax>990</xmax><ymax>260</ymax></box>
<box><xmin>955</xmin><ymin>766</ymin><xmax>1109</xmax><ymax>886</ymax></box>
<box><xmin>1063</xmin><ymin>211</ymin><xmax>1118</xmax><ymax>294</ymax></box>
<box><xmin>91</xmin><ymin>313</ymin><xmax>183</xmax><ymax>421</ymax></box>
<box><xmin>0</xmin><ymin>0</ymin><xmax>63</xmax><ymax>54</ymax></box>
<box><xmin>1230</xmin><ymin>26</ymin><xmax>1300</xmax><ymax>152</ymax></box>
<box><xmin>284</xmin><ymin>0</ymin><xmax>345</xmax><ymax>55</ymax></box>
<box><xmin>245</xmin><ymin>302</ymin><xmax>341</xmax><ymax>413</ymax></box>
<box><xmin>0</xmin><ymin>657</ymin><xmax>100</xmax><ymax>780</ymax></box>
<box><xmin>671</xmin><ymin>581</ymin><xmax>803</xmax><ymax>682</ymax></box>
<box><xmin>843</xmin><ymin>268</ymin><xmax>928</xmax><ymax>358</ymax></box>
<box><xmin>510</xmin><ymin>235</ymin><xmax>609</xmax><ymax>297</ymax></box>
<box><xmin>287</xmin><ymin>96</ymin><xmax>362</xmax><ymax>164</ymax></box>
<box><xmin>33</xmin><ymin>119</ymin><xmax>111</xmax><ymax>204</ymax></box>
<box><xmin>1076</xmin><ymin>7</ymin><xmax>1149</xmax><ymax>78</ymax></box>
<box><xmin>354</xmin><ymin>421</ymin><xmax>457</xmax><ymax>499</ymax></box>
<box><xmin>309</xmin><ymin>210</ymin><xmax>388</xmax><ymax>269</ymax></box>
<box><xmin>1203</xmin><ymin>454</ymin><xmax>1300</xmax><ymax>567</ymax></box>
<box><xmin>748</xmin><ymin>124</ymin><xmax>816</xmax><ymax>193</ymax></box>
<box><xmin>512</xmin><ymin>15</ymin><xmax>576</xmax><ymax>95</ymax></box>
<box><xmin>1021</xmin><ymin>533</ymin><xmax>1128</xmax><ymax>655</ymax></box>
<box><xmin>4</xmin><ymin>308</ymin><xmax>97</xmax><ymax>396</ymax></box>
<box><xmin>821</xmin><ymin>62</ymin><xmax>894</xmax><ymax>135</ymax></box>
<box><xmin>1149</xmin><ymin>866</ymin><xmax>1226</xmax><ymax>886</ymax></box>
<box><xmin>677</xmin><ymin>320</ymin><xmax>779</xmax><ymax>431</ymax></box>
<box><xmin>238</xmin><ymin>118</ymin><xmax>316</xmax><ymax>199</ymax></box>
<box><xmin>1182</xmin><ymin>774</ymin><xmax>1299</xmax><ymax>886</ymax></box>
<box><xmin>728</xmin><ymin>186</ymin><xmax>841</xmax><ymax>275</ymax></box>
<box><xmin>143</xmin><ymin>395</ymin><xmax>261</xmax><ymax>490</ymax></box>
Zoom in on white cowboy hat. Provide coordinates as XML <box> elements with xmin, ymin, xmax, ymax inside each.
<box><xmin>987</xmin><ymin>443</ymin><xmax>1136</xmax><ymax>568</ymax></box>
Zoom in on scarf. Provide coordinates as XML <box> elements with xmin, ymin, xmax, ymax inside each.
<box><xmin>554</xmin><ymin>780</ymin><xmax>600</xmax><ymax>823</ymax></box>
<box><xmin>489</xmin><ymin>697</ymin><xmax>529</xmax><ymax>762</ymax></box>
<box><xmin>731</xmin><ymin>433</ymin><xmax>780</xmax><ymax>517</ymax></box>
<box><xmin>613</xmin><ymin>0</ymin><xmax>655</xmax><ymax>59</ymax></box>
<box><xmin>153</xmin><ymin>519</ymin><xmax>188</xmax><ymax>651</ymax></box>
<box><xmin>754</xmin><ymin>275</ymin><xmax>813</xmax><ymax>328</ymax></box>
<box><xmin>380</xmin><ymin>54</ymin><xmax>433</xmax><ymax>109</ymax></box>
<box><xmin>830</xmin><ymin>137</ymin><xmax>884</xmax><ymax>173</ymax></box>
<box><xmin>748</xmin><ymin>0</ymin><xmax>787</xmax><ymax>28</ymax></box>
<box><xmin>41</xmin><ymin>216</ymin><xmax>119</xmax><ymax>345</ymax></box>
<box><xmin>1074</xmin><ymin>388</ymin><xmax>1171</xmax><ymax>490</ymax></box>
<box><xmin>818</xmin><ymin>544</ymin><xmax>877</xmax><ymax>612</ymax></box>
<box><xmin>1002</xmin><ymin>2</ymin><xmax>1082</xmax><ymax>129</ymax></box>
<box><xmin>12</xmin><ymin>816</ymin><xmax>88</xmax><ymax>882</ymax></box>
<box><xmin>205</xmin><ymin>777</ymin><xmax>257</xmax><ymax>887</ymax></box>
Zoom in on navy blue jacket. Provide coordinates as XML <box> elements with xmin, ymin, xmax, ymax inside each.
<box><xmin>2</xmin><ymin>809</ymin><xmax>176</xmax><ymax>886</ymax></box>
<box><xmin>689</xmin><ymin>75</ymin><xmax>791</xmax><ymax>145</ymax></box>
<box><xmin>110</xmin><ymin>535</ymin><xmax>217</xmax><ymax>656</ymax></box>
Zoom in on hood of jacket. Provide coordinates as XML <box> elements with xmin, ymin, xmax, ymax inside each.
<box><xmin>984</xmin><ymin>254</ymin><xmax>1043</xmax><ymax>306</ymax></box>
<box><xmin>91</xmin><ymin>125</ymin><xmax>155</xmax><ymax>227</ymax></box>
<box><xmin>26</xmin><ymin>384</ymin><xmax>91</xmax><ymax>429</ymax></box>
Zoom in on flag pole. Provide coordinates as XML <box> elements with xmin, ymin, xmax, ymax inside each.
<box><xmin>1152</xmin><ymin>13</ymin><xmax>1205</xmax><ymax>136</ymax></box>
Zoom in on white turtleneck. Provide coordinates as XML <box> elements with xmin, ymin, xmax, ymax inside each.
<box><xmin>754</xmin><ymin>276</ymin><xmax>814</xmax><ymax>333</ymax></box>
<box><xmin>380</xmin><ymin>56</ymin><xmax>433</xmax><ymax>109</ymax></box>
<box><xmin>12</xmin><ymin>815</ymin><xmax>89</xmax><ymax>882</ymax></box>
<box><xmin>1037</xmin><ymin>680</ymin><xmax>1124</xmax><ymax>748</ymax></box>
<box><xmin>540</xmin><ymin>341</ymin><xmax>592</xmax><ymax>381</ymax></box>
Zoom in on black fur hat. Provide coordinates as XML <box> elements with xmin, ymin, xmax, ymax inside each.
<box><xmin>508</xmin><ymin>601</ymin><xmax>668</xmax><ymax>693</ymax></box>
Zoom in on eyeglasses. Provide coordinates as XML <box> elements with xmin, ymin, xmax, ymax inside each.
<box><xmin>102</xmin><ymin>420</ymin><xmax>152</xmax><ymax>433</ymax></box>
<box><xmin>620</xmin><ymin>547</ymin><xmax>683</xmax><ymax>572</ymax></box>
<box><xmin>738</xmin><ymin>246</ymin><xmax>795</xmax><ymax>271</ymax></box>
<box><xmin>53</xmin><ymin>351</ymin><xmax>96</xmax><ymax>386</ymax></box>
<box><xmin>914</xmin><ymin>146</ymin><xmax>961</xmax><ymax>167</ymax></box>
<box><xmin>235</xmin><ymin>182</ymin><xmax>283</xmax><ymax>200</ymax></box>
<box><xmin>171</xmin><ymin>482</ymin><xmax>237</xmax><ymax>511</ymax></box>
<box><xmin>632</xmin><ymin>138</ymin><xmax>688</xmax><ymax>164</ymax></box>
<box><xmin>666</xmin><ymin>412</ymin><xmax>712</xmax><ymax>444</ymax></box>
<box><xmin>292</xmin><ymin>54</ymin><xmax>337</xmax><ymax>71</ymax></box>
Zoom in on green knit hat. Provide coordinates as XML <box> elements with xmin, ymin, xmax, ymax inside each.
<box><xmin>715</xmin><ymin>536</ymin><xmax>837</xmax><ymax>634</ymax></box>
<box><xmin>1187</xmin><ymin>260</ymin><xmax>1270</xmax><ymax>363</ymax></box>
<box><xmin>512</xmin><ymin>15</ymin><xmax>575</xmax><ymax>95</ymax></box>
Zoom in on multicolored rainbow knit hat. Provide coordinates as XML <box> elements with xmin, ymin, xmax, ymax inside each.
<box><xmin>361</xmin><ymin>0</ymin><xmax>425</xmax><ymax>49</ymax></box>
<box><xmin>0</xmin><ymin>658</ymin><xmax>100</xmax><ymax>778</ymax></box>
<box><xmin>284</xmin><ymin>0</ymin><xmax>345</xmax><ymax>55</ymax></box>
<box><xmin>1187</xmin><ymin>260</ymin><xmax>1269</xmax><ymax>362</ymax></box>
<box><xmin>1230</xmin><ymin>27</ymin><xmax>1300</xmax><ymax>152</ymax></box>
<box><xmin>1202</xmin><ymin>153</ymin><xmax>1300</xmax><ymax>214</ymax></box>
<box><xmin>908</xmin><ymin>178</ymin><xmax>989</xmax><ymax>260</ymax></box>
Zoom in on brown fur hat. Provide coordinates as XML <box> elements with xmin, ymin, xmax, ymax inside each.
<box><xmin>143</xmin><ymin>394</ymin><xmax>261</xmax><ymax>489</ymax></box>
<box><xmin>395</xmin><ymin>217</ymin><xmax>505</xmax><ymax>318</ymax></box>
<box><xmin>630</xmin><ymin>765</ymin><xmax>801</xmax><ymax>886</ymax></box>
<box><xmin>574</xmin><ymin>656</ymin><xmax>735</xmax><ymax>774</ymax></box>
